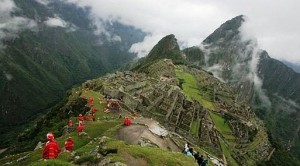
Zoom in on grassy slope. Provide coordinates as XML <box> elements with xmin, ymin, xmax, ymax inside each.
<box><xmin>175</xmin><ymin>66</ymin><xmax>214</xmax><ymax>110</ymax></box>
<box><xmin>0</xmin><ymin>90</ymin><xmax>196</xmax><ymax>166</ymax></box>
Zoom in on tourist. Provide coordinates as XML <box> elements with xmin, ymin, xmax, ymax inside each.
<box><xmin>78</xmin><ymin>114</ymin><xmax>84</xmax><ymax>125</ymax></box>
<box><xmin>42</xmin><ymin>133</ymin><xmax>61</xmax><ymax>159</ymax></box>
<box><xmin>123</xmin><ymin>116</ymin><xmax>131</xmax><ymax>126</ymax></box>
<box><xmin>197</xmin><ymin>155</ymin><xmax>204</xmax><ymax>166</ymax></box>
<box><xmin>64</xmin><ymin>137</ymin><xmax>74</xmax><ymax>152</ymax></box>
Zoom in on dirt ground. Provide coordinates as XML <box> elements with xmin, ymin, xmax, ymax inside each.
<box><xmin>117</xmin><ymin>117</ymin><xmax>180</xmax><ymax>152</ymax></box>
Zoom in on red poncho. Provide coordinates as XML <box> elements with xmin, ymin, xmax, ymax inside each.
<box><xmin>78</xmin><ymin>115</ymin><xmax>84</xmax><ymax>122</ymax></box>
<box><xmin>123</xmin><ymin>117</ymin><xmax>131</xmax><ymax>126</ymax></box>
<box><xmin>42</xmin><ymin>140</ymin><xmax>61</xmax><ymax>159</ymax></box>
<box><xmin>88</xmin><ymin>97</ymin><xmax>94</xmax><ymax>103</ymax></box>
<box><xmin>64</xmin><ymin>139</ymin><xmax>74</xmax><ymax>152</ymax></box>
<box><xmin>67</xmin><ymin>120</ymin><xmax>73</xmax><ymax>127</ymax></box>
<box><xmin>85</xmin><ymin>115</ymin><xmax>91</xmax><ymax>121</ymax></box>
<box><xmin>77</xmin><ymin>125</ymin><xmax>85</xmax><ymax>132</ymax></box>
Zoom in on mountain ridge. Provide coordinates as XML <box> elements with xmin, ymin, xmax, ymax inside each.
<box><xmin>184</xmin><ymin>15</ymin><xmax>300</xmax><ymax>163</ymax></box>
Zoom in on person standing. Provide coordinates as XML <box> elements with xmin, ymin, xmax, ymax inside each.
<box><xmin>64</xmin><ymin>137</ymin><xmax>74</xmax><ymax>152</ymax></box>
<box><xmin>42</xmin><ymin>133</ymin><xmax>61</xmax><ymax>159</ymax></box>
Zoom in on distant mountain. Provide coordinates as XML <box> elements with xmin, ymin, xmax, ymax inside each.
<box><xmin>0</xmin><ymin>0</ymin><xmax>145</xmax><ymax>146</ymax></box>
<box><xmin>184</xmin><ymin>15</ymin><xmax>300</xmax><ymax>162</ymax></box>
<box><xmin>281</xmin><ymin>60</ymin><xmax>300</xmax><ymax>73</ymax></box>
<box><xmin>132</xmin><ymin>34</ymin><xmax>186</xmax><ymax>73</ymax></box>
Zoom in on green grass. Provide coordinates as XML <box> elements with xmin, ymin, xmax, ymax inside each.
<box><xmin>220</xmin><ymin>139</ymin><xmax>238</xmax><ymax>166</ymax></box>
<box><xmin>30</xmin><ymin>159</ymin><xmax>74</xmax><ymax>166</ymax></box>
<box><xmin>190</xmin><ymin>118</ymin><xmax>200</xmax><ymax>137</ymax></box>
<box><xmin>105</xmin><ymin>140</ymin><xmax>197</xmax><ymax>166</ymax></box>
<box><xmin>175</xmin><ymin>66</ymin><xmax>215</xmax><ymax>110</ymax></box>
<box><xmin>209</xmin><ymin>112</ymin><xmax>232</xmax><ymax>133</ymax></box>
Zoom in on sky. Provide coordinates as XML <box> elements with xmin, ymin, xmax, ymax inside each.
<box><xmin>63</xmin><ymin>0</ymin><xmax>300</xmax><ymax>62</ymax></box>
<box><xmin>1</xmin><ymin>0</ymin><xmax>299</xmax><ymax>62</ymax></box>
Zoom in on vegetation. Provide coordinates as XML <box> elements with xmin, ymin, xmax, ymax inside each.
<box><xmin>175</xmin><ymin>65</ymin><xmax>215</xmax><ymax>110</ymax></box>
<box><xmin>209</xmin><ymin>112</ymin><xmax>231</xmax><ymax>133</ymax></box>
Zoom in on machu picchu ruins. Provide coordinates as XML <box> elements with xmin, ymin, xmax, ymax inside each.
<box><xmin>81</xmin><ymin>58</ymin><xmax>273</xmax><ymax>165</ymax></box>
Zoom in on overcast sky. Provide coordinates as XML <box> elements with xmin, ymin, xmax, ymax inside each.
<box><xmin>65</xmin><ymin>0</ymin><xmax>300</xmax><ymax>62</ymax></box>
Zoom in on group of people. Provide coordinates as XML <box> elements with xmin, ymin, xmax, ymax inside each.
<box><xmin>42</xmin><ymin>133</ymin><xmax>74</xmax><ymax>159</ymax></box>
<box><xmin>183</xmin><ymin>142</ymin><xmax>208</xmax><ymax>166</ymax></box>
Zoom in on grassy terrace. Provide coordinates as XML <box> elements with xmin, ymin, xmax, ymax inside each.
<box><xmin>175</xmin><ymin>66</ymin><xmax>214</xmax><ymax>110</ymax></box>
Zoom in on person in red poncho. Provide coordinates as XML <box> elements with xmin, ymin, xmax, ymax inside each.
<box><xmin>77</xmin><ymin>123</ymin><xmax>85</xmax><ymax>133</ymax></box>
<box><xmin>64</xmin><ymin>137</ymin><xmax>74</xmax><ymax>152</ymax></box>
<box><xmin>85</xmin><ymin>113</ymin><xmax>91</xmax><ymax>121</ymax></box>
<box><xmin>78</xmin><ymin>114</ymin><xmax>84</xmax><ymax>125</ymax></box>
<box><xmin>42</xmin><ymin>133</ymin><xmax>61</xmax><ymax>159</ymax></box>
<box><xmin>89</xmin><ymin>97</ymin><xmax>94</xmax><ymax>103</ymax></box>
<box><xmin>67</xmin><ymin>120</ymin><xmax>73</xmax><ymax>128</ymax></box>
<box><xmin>123</xmin><ymin>116</ymin><xmax>131</xmax><ymax>126</ymax></box>
<box><xmin>92</xmin><ymin>107</ymin><xmax>97</xmax><ymax>113</ymax></box>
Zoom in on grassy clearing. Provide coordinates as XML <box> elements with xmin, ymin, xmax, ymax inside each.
<box><xmin>106</xmin><ymin>140</ymin><xmax>197</xmax><ymax>166</ymax></box>
<box><xmin>209</xmin><ymin>112</ymin><xmax>231</xmax><ymax>133</ymax></box>
<box><xmin>30</xmin><ymin>159</ymin><xmax>74</xmax><ymax>166</ymax></box>
<box><xmin>175</xmin><ymin>66</ymin><xmax>215</xmax><ymax>110</ymax></box>
<box><xmin>190</xmin><ymin>118</ymin><xmax>200</xmax><ymax>137</ymax></box>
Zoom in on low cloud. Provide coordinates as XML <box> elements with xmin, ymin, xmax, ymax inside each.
<box><xmin>205</xmin><ymin>64</ymin><xmax>226</xmax><ymax>82</ymax></box>
<box><xmin>35</xmin><ymin>0</ymin><xmax>50</xmax><ymax>6</ymax></box>
<box><xmin>239</xmin><ymin>18</ymin><xmax>271</xmax><ymax>107</ymax></box>
<box><xmin>129</xmin><ymin>34</ymin><xmax>162</xmax><ymax>57</ymax></box>
<box><xmin>0</xmin><ymin>0</ymin><xmax>37</xmax><ymax>49</ymax></box>
<box><xmin>45</xmin><ymin>17</ymin><xmax>68</xmax><ymax>27</ymax></box>
<box><xmin>44</xmin><ymin>16</ymin><xmax>77</xmax><ymax>32</ymax></box>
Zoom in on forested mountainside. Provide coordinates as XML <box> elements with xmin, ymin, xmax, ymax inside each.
<box><xmin>184</xmin><ymin>15</ymin><xmax>300</xmax><ymax>163</ymax></box>
<box><xmin>0</xmin><ymin>0</ymin><xmax>145</xmax><ymax>147</ymax></box>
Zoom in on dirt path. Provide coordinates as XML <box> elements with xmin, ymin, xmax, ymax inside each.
<box><xmin>132</xmin><ymin>117</ymin><xmax>168</xmax><ymax>136</ymax></box>
<box><xmin>117</xmin><ymin>117</ymin><xmax>180</xmax><ymax>152</ymax></box>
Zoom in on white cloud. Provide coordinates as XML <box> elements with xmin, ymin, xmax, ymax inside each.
<box><xmin>35</xmin><ymin>0</ymin><xmax>50</xmax><ymax>6</ymax></box>
<box><xmin>45</xmin><ymin>17</ymin><xmax>68</xmax><ymax>27</ymax></box>
<box><xmin>44</xmin><ymin>16</ymin><xmax>78</xmax><ymax>32</ymax></box>
<box><xmin>129</xmin><ymin>34</ymin><xmax>162</xmax><ymax>57</ymax></box>
<box><xmin>0</xmin><ymin>0</ymin><xmax>38</xmax><ymax>48</ymax></box>
<box><xmin>65</xmin><ymin>0</ymin><xmax>300</xmax><ymax>62</ymax></box>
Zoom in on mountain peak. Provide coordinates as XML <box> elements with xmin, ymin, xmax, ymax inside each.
<box><xmin>147</xmin><ymin>34</ymin><xmax>180</xmax><ymax>58</ymax></box>
<box><xmin>134</xmin><ymin>34</ymin><xmax>185</xmax><ymax>72</ymax></box>
<box><xmin>203</xmin><ymin>15</ymin><xmax>245</xmax><ymax>44</ymax></box>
